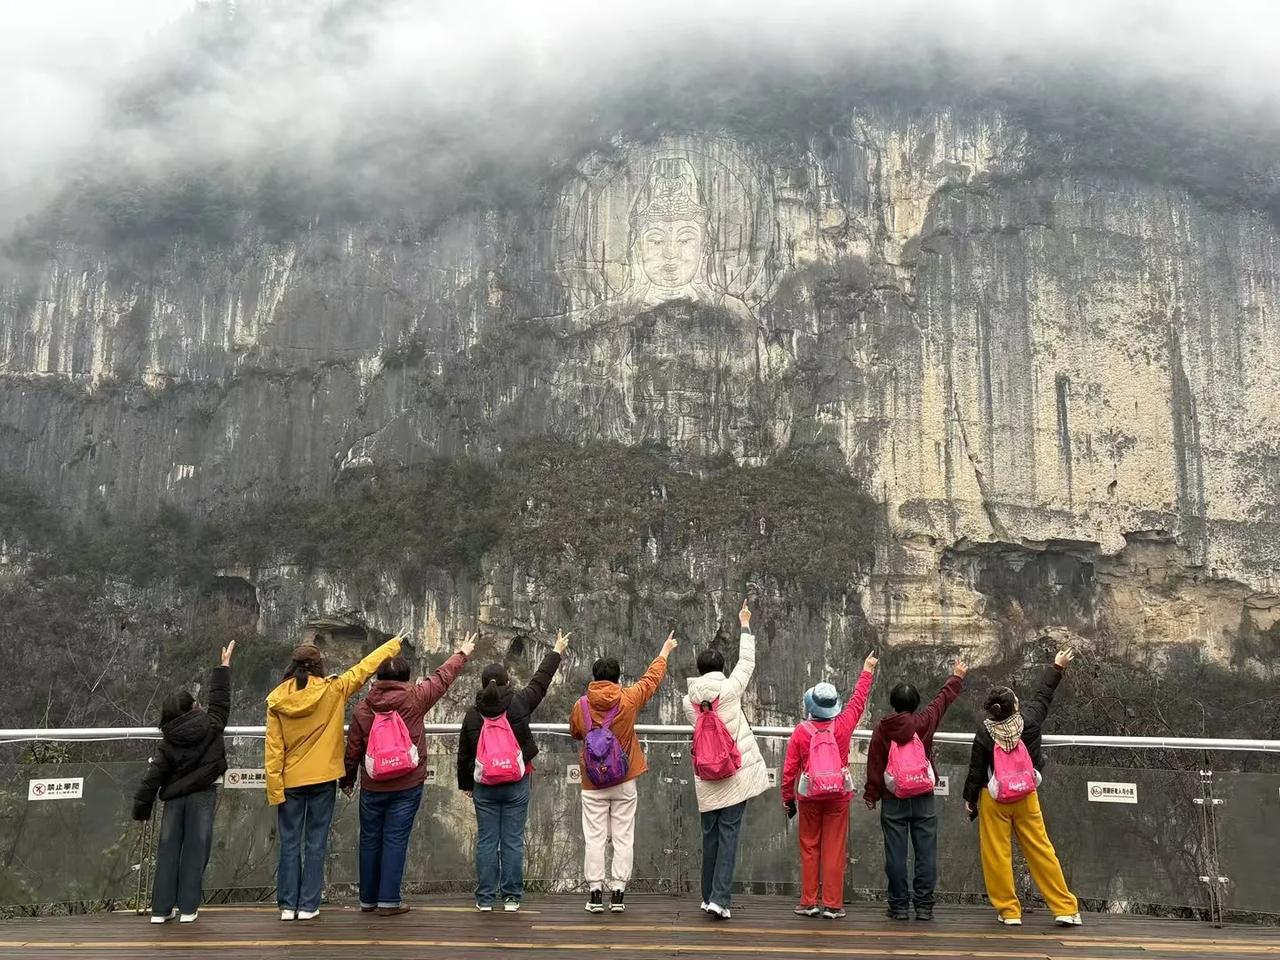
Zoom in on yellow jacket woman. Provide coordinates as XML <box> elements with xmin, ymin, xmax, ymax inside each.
<box><xmin>265</xmin><ymin>634</ymin><xmax>402</xmax><ymax>921</ymax></box>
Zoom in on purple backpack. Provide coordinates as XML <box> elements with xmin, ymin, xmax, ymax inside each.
<box><xmin>579</xmin><ymin>696</ymin><xmax>629</xmax><ymax>788</ymax></box>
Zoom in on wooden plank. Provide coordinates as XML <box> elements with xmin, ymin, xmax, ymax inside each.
<box><xmin>0</xmin><ymin>896</ymin><xmax>1273</xmax><ymax>960</ymax></box>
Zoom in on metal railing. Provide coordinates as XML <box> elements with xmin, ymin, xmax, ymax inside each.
<box><xmin>3</xmin><ymin>724</ymin><xmax>1278</xmax><ymax>751</ymax></box>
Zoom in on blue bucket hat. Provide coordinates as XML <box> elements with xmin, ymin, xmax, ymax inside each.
<box><xmin>803</xmin><ymin>682</ymin><xmax>841</xmax><ymax>720</ymax></box>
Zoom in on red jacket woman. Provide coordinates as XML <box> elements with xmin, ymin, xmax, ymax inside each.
<box><xmin>780</xmin><ymin>653</ymin><xmax>878</xmax><ymax>918</ymax></box>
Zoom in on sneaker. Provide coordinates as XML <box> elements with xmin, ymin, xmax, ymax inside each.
<box><xmin>378</xmin><ymin>905</ymin><xmax>411</xmax><ymax>917</ymax></box>
<box><xmin>280</xmin><ymin>910</ymin><xmax>296</xmax><ymax>922</ymax></box>
<box><xmin>886</xmin><ymin>908</ymin><xmax>910</xmax><ymax>921</ymax></box>
<box><xmin>914</xmin><ymin>907</ymin><xmax>934</xmax><ymax>921</ymax></box>
<box><xmin>504</xmin><ymin>899</ymin><xmax>521</xmax><ymax>913</ymax></box>
<box><xmin>793</xmin><ymin>904</ymin><xmax>820</xmax><ymax>917</ymax></box>
<box><xmin>359</xmin><ymin>905</ymin><xmax>376</xmax><ymax>913</ymax></box>
<box><xmin>699</xmin><ymin>902</ymin><xmax>710</xmax><ymax>912</ymax></box>
<box><xmin>1055</xmin><ymin>913</ymin><xmax>1083</xmax><ymax>927</ymax></box>
<box><xmin>706</xmin><ymin>902</ymin><xmax>730</xmax><ymax>920</ymax></box>
<box><xmin>476</xmin><ymin>903</ymin><xmax>493</xmax><ymax>912</ymax></box>
<box><xmin>821</xmin><ymin>907</ymin><xmax>846</xmax><ymax>919</ymax></box>
<box><xmin>179</xmin><ymin>912</ymin><xmax>198</xmax><ymax>923</ymax></box>
<box><xmin>150</xmin><ymin>909</ymin><xmax>178</xmax><ymax>924</ymax></box>
<box><xmin>585</xmin><ymin>890</ymin><xmax>604</xmax><ymax>914</ymax></box>
<box><xmin>610</xmin><ymin>890</ymin><xmax>625</xmax><ymax>913</ymax></box>
<box><xmin>997</xmin><ymin>915</ymin><xmax>1022</xmax><ymax>926</ymax></box>
<box><xmin>296</xmin><ymin>909</ymin><xmax>319</xmax><ymax>921</ymax></box>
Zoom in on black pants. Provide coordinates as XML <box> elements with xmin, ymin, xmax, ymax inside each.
<box><xmin>880</xmin><ymin>792</ymin><xmax>938</xmax><ymax>912</ymax></box>
<box><xmin>151</xmin><ymin>787</ymin><xmax>217</xmax><ymax>917</ymax></box>
<box><xmin>700</xmin><ymin>800</ymin><xmax>746</xmax><ymax>909</ymax></box>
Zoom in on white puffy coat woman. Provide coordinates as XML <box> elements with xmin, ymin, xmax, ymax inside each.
<box><xmin>681</xmin><ymin>601</ymin><xmax>771</xmax><ymax>918</ymax></box>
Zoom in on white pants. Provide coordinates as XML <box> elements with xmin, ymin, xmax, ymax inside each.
<box><xmin>580</xmin><ymin>779</ymin><xmax>638</xmax><ymax>891</ymax></box>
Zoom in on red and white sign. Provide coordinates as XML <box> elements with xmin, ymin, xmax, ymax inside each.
<box><xmin>28</xmin><ymin>777</ymin><xmax>84</xmax><ymax>801</ymax></box>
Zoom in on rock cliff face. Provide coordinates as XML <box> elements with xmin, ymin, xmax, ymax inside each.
<box><xmin>1</xmin><ymin>106</ymin><xmax>1278</xmax><ymax>731</ymax></box>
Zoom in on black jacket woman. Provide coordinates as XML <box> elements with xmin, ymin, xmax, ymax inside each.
<box><xmin>457</xmin><ymin>631</ymin><xmax>568</xmax><ymax>911</ymax></box>
<box><xmin>132</xmin><ymin>641</ymin><xmax>234</xmax><ymax>924</ymax></box>
<box><xmin>962</xmin><ymin>648</ymin><xmax>1081</xmax><ymax>928</ymax></box>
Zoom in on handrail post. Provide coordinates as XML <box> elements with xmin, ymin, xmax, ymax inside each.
<box><xmin>663</xmin><ymin>744</ymin><xmax>689</xmax><ymax>897</ymax></box>
<box><xmin>1193</xmin><ymin>769</ymin><xmax>1228</xmax><ymax>927</ymax></box>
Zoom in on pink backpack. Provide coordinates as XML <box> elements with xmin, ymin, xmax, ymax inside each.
<box><xmin>797</xmin><ymin>721</ymin><xmax>854</xmax><ymax>798</ymax></box>
<box><xmin>365</xmin><ymin>711</ymin><xmax>420</xmax><ymax>781</ymax></box>
<box><xmin>474</xmin><ymin>713</ymin><xmax>527</xmax><ymax>785</ymax></box>
<box><xmin>987</xmin><ymin>740</ymin><xmax>1041</xmax><ymax>803</ymax></box>
<box><xmin>884</xmin><ymin>733</ymin><xmax>936</xmax><ymax>798</ymax></box>
<box><xmin>691</xmin><ymin>698</ymin><xmax>742</xmax><ymax>782</ymax></box>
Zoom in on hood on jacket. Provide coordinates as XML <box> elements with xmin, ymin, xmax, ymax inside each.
<box><xmin>364</xmin><ymin>680</ymin><xmax>413</xmax><ymax>713</ymax></box>
<box><xmin>475</xmin><ymin>681</ymin><xmax>514</xmax><ymax>718</ymax></box>
<box><xmin>585</xmin><ymin>680</ymin><xmax>622</xmax><ymax>711</ymax></box>
<box><xmin>878</xmin><ymin>711</ymin><xmax>919</xmax><ymax>745</ymax></box>
<box><xmin>266</xmin><ymin>677</ymin><xmax>334</xmax><ymax>718</ymax></box>
<box><xmin>686</xmin><ymin>671</ymin><xmax>726</xmax><ymax>704</ymax></box>
<box><xmin>161</xmin><ymin>707</ymin><xmax>211</xmax><ymax>747</ymax></box>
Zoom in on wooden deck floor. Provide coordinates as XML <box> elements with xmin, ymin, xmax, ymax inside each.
<box><xmin>0</xmin><ymin>896</ymin><xmax>1276</xmax><ymax>959</ymax></box>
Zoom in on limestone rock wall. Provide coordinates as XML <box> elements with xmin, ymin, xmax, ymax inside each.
<box><xmin>2</xmin><ymin>106</ymin><xmax>1278</xmax><ymax>695</ymax></box>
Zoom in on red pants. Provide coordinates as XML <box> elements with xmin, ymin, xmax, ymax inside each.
<box><xmin>797</xmin><ymin>800</ymin><xmax>850</xmax><ymax>909</ymax></box>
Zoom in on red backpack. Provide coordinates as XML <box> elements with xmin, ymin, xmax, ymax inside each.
<box><xmin>691</xmin><ymin>698</ymin><xmax>742</xmax><ymax>781</ymax></box>
<box><xmin>364</xmin><ymin>711</ymin><xmax>420</xmax><ymax>781</ymax></box>
<box><xmin>797</xmin><ymin>721</ymin><xmax>854</xmax><ymax>798</ymax></box>
<box><xmin>884</xmin><ymin>733</ymin><xmax>936</xmax><ymax>798</ymax></box>
<box><xmin>474</xmin><ymin>713</ymin><xmax>527</xmax><ymax>785</ymax></box>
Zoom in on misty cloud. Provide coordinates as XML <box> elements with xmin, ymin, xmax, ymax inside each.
<box><xmin>3</xmin><ymin>0</ymin><xmax>1280</xmax><ymax>247</ymax></box>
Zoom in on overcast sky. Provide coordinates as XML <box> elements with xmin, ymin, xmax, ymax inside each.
<box><xmin>2</xmin><ymin>0</ymin><xmax>1279</xmax><ymax>238</ymax></box>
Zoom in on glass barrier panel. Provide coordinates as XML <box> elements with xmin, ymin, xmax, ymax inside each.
<box><xmin>1215</xmin><ymin>770</ymin><xmax>1280</xmax><ymax>917</ymax></box>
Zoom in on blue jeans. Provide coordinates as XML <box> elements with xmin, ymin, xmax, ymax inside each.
<box><xmin>359</xmin><ymin>785</ymin><xmax>424</xmax><ymax>908</ymax></box>
<box><xmin>700</xmin><ymin>800</ymin><xmax>746</xmax><ymax>908</ymax></box>
<box><xmin>881</xmin><ymin>792</ymin><xmax>939</xmax><ymax>911</ymax></box>
<box><xmin>276</xmin><ymin>781</ymin><xmax>337</xmax><ymax>912</ymax></box>
<box><xmin>472</xmin><ymin>774</ymin><xmax>531</xmax><ymax>904</ymax></box>
<box><xmin>151</xmin><ymin>787</ymin><xmax>217</xmax><ymax>917</ymax></box>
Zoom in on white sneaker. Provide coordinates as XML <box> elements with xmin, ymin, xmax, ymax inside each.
<box><xmin>1055</xmin><ymin>913</ymin><xmax>1083</xmax><ymax>926</ymax></box>
<box><xmin>997</xmin><ymin>915</ymin><xmax>1022</xmax><ymax>926</ymax></box>
<box><xmin>706</xmin><ymin>902</ymin><xmax>731</xmax><ymax>920</ymax></box>
<box><xmin>504</xmin><ymin>900</ymin><xmax>521</xmax><ymax>913</ymax></box>
<box><xmin>280</xmin><ymin>910</ymin><xmax>296</xmax><ymax>922</ymax></box>
<box><xmin>297</xmin><ymin>909</ymin><xmax>319</xmax><ymax>920</ymax></box>
<box><xmin>476</xmin><ymin>903</ymin><xmax>493</xmax><ymax>912</ymax></box>
<box><xmin>179</xmin><ymin>912</ymin><xmax>198</xmax><ymax>923</ymax></box>
<box><xmin>699</xmin><ymin>901</ymin><xmax>709</xmax><ymax>912</ymax></box>
<box><xmin>150</xmin><ymin>909</ymin><xmax>178</xmax><ymax>924</ymax></box>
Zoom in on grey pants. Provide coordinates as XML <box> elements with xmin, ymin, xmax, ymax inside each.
<box><xmin>880</xmin><ymin>792</ymin><xmax>938</xmax><ymax>911</ymax></box>
<box><xmin>151</xmin><ymin>787</ymin><xmax>217</xmax><ymax>917</ymax></box>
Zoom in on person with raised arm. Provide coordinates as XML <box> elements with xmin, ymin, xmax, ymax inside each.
<box><xmin>341</xmin><ymin>632</ymin><xmax>476</xmax><ymax>916</ymax></box>
<box><xmin>862</xmin><ymin>658</ymin><xmax>967</xmax><ymax>921</ymax></box>
<box><xmin>457</xmin><ymin>629</ymin><xmax>568</xmax><ymax>914</ymax></box>
<box><xmin>682</xmin><ymin>599</ymin><xmax>771</xmax><ymax>920</ymax></box>
<box><xmin>132</xmin><ymin>640</ymin><xmax>235</xmax><ymax>925</ymax></box>
<box><xmin>963</xmin><ymin>648</ymin><xmax>1081</xmax><ymax>928</ymax></box>
<box><xmin>265</xmin><ymin>630</ymin><xmax>406</xmax><ymax>921</ymax></box>
<box><xmin>571</xmin><ymin>630</ymin><xmax>677</xmax><ymax>916</ymax></box>
<box><xmin>780</xmin><ymin>651</ymin><xmax>879</xmax><ymax>920</ymax></box>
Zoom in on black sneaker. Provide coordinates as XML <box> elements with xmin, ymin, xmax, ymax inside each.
<box><xmin>585</xmin><ymin>890</ymin><xmax>604</xmax><ymax>914</ymax></box>
<box><xmin>887</xmin><ymin>908</ymin><xmax>910</xmax><ymax>920</ymax></box>
<box><xmin>915</xmin><ymin>906</ymin><xmax>934</xmax><ymax>921</ymax></box>
<box><xmin>610</xmin><ymin>890</ymin><xmax>625</xmax><ymax>913</ymax></box>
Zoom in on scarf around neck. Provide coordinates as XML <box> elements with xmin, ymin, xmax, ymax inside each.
<box><xmin>984</xmin><ymin>713</ymin><xmax>1025</xmax><ymax>752</ymax></box>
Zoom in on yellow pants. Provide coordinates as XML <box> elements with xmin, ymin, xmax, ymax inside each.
<box><xmin>978</xmin><ymin>790</ymin><xmax>1078</xmax><ymax>919</ymax></box>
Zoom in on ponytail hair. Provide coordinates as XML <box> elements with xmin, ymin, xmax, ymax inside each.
<box><xmin>283</xmin><ymin>658</ymin><xmax>326</xmax><ymax>690</ymax></box>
